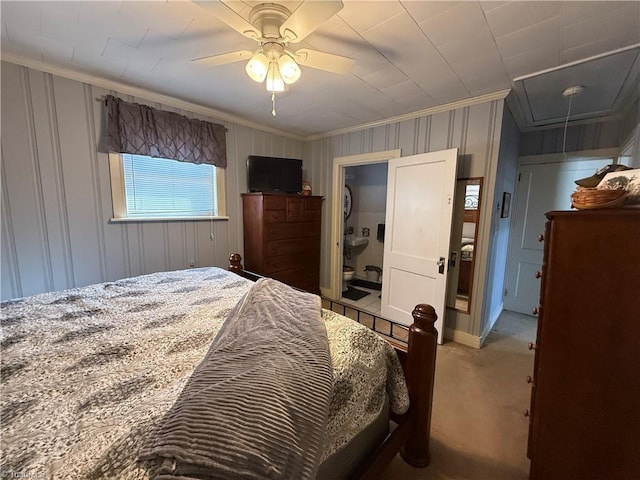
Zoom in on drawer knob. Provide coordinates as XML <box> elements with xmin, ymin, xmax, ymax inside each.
<box><xmin>528</xmin><ymin>342</ymin><xmax>537</xmax><ymax>351</ymax></box>
<box><xmin>524</xmin><ymin>409</ymin><xmax>530</xmax><ymax>418</ymax></box>
<box><xmin>538</xmin><ymin>234</ymin><xmax>544</xmax><ymax>242</ymax></box>
<box><xmin>532</xmin><ymin>307</ymin><xmax>540</xmax><ymax>316</ymax></box>
<box><xmin>527</xmin><ymin>375</ymin><xmax>534</xmax><ymax>384</ymax></box>
<box><xmin>535</xmin><ymin>271</ymin><xmax>542</xmax><ymax>279</ymax></box>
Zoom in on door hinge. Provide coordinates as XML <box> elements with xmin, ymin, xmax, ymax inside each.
<box><xmin>518</xmin><ymin>173</ymin><xmax>521</xmax><ymax>182</ymax></box>
<box><xmin>504</xmin><ymin>288</ymin><xmax>508</xmax><ymax>296</ymax></box>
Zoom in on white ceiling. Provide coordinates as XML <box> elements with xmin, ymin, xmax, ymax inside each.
<box><xmin>1</xmin><ymin>1</ymin><xmax>639</xmax><ymax>138</ymax></box>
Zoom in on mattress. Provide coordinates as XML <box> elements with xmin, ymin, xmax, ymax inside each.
<box><xmin>0</xmin><ymin>267</ymin><xmax>408</xmax><ymax>479</ymax></box>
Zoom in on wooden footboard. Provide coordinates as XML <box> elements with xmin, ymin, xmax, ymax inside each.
<box><xmin>228</xmin><ymin>253</ymin><xmax>437</xmax><ymax>478</ymax></box>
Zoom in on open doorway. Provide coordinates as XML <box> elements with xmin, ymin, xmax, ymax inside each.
<box><xmin>329</xmin><ymin>150</ymin><xmax>401</xmax><ymax>304</ymax></box>
<box><xmin>340</xmin><ymin>163</ymin><xmax>389</xmax><ymax>313</ymax></box>
<box><xmin>330</xmin><ymin>148</ymin><xmax>459</xmax><ymax>344</ymax></box>
<box><xmin>504</xmin><ymin>150</ymin><xmax>619</xmax><ymax>314</ymax></box>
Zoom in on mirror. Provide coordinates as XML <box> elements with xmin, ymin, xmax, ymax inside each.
<box><xmin>450</xmin><ymin>177</ymin><xmax>482</xmax><ymax>314</ymax></box>
<box><xmin>344</xmin><ymin>185</ymin><xmax>353</xmax><ymax>220</ymax></box>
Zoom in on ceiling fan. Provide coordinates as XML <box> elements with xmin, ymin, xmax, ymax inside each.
<box><xmin>193</xmin><ymin>1</ymin><xmax>354</xmax><ymax>114</ymax></box>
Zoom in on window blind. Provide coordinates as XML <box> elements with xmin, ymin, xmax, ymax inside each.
<box><xmin>122</xmin><ymin>154</ymin><xmax>217</xmax><ymax>218</ymax></box>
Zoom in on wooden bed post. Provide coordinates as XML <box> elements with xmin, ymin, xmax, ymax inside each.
<box><xmin>229</xmin><ymin>253</ymin><xmax>243</xmax><ymax>273</ymax></box>
<box><xmin>400</xmin><ymin>304</ymin><xmax>438</xmax><ymax>467</ymax></box>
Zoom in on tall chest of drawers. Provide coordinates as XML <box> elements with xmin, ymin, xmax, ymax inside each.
<box><xmin>528</xmin><ymin>209</ymin><xmax>640</xmax><ymax>480</ymax></box>
<box><xmin>242</xmin><ymin>193</ymin><xmax>323</xmax><ymax>294</ymax></box>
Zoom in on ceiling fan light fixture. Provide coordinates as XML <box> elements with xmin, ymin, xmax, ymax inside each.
<box><xmin>278</xmin><ymin>53</ymin><xmax>301</xmax><ymax>84</ymax></box>
<box><xmin>245</xmin><ymin>52</ymin><xmax>269</xmax><ymax>82</ymax></box>
<box><xmin>266</xmin><ymin>61</ymin><xmax>285</xmax><ymax>92</ymax></box>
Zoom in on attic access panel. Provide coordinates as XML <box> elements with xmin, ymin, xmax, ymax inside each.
<box><xmin>513</xmin><ymin>45</ymin><xmax>639</xmax><ymax>127</ymax></box>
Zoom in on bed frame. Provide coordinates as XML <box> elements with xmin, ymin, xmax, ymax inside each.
<box><xmin>228</xmin><ymin>253</ymin><xmax>437</xmax><ymax>479</ymax></box>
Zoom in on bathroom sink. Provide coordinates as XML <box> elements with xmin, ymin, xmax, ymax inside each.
<box><xmin>345</xmin><ymin>235</ymin><xmax>368</xmax><ymax>247</ymax></box>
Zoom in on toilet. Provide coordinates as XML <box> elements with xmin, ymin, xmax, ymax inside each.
<box><xmin>342</xmin><ymin>265</ymin><xmax>355</xmax><ymax>291</ymax></box>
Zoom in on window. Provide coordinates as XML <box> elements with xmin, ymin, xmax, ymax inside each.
<box><xmin>109</xmin><ymin>153</ymin><xmax>227</xmax><ymax>221</ymax></box>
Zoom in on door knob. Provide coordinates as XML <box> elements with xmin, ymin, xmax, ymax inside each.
<box><xmin>437</xmin><ymin>257</ymin><xmax>445</xmax><ymax>274</ymax></box>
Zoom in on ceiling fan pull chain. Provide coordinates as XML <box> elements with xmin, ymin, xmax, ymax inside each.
<box><xmin>271</xmin><ymin>92</ymin><xmax>277</xmax><ymax>116</ymax></box>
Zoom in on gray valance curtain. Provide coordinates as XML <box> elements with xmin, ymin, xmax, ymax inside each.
<box><xmin>105</xmin><ymin>95</ymin><xmax>227</xmax><ymax>168</ymax></box>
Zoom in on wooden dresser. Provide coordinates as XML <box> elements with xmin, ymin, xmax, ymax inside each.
<box><xmin>241</xmin><ymin>193</ymin><xmax>323</xmax><ymax>294</ymax></box>
<box><xmin>528</xmin><ymin>208</ymin><xmax>640</xmax><ymax>480</ymax></box>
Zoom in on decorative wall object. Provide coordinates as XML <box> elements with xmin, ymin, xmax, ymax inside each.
<box><xmin>501</xmin><ymin>192</ymin><xmax>511</xmax><ymax>218</ymax></box>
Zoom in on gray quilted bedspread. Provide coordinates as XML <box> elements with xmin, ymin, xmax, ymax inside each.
<box><xmin>0</xmin><ymin>267</ymin><xmax>408</xmax><ymax>479</ymax></box>
<box><xmin>141</xmin><ymin>278</ymin><xmax>332</xmax><ymax>480</ymax></box>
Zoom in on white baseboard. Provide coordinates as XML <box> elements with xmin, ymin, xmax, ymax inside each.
<box><xmin>479</xmin><ymin>302</ymin><xmax>504</xmax><ymax>347</ymax></box>
<box><xmin>444</xmin><ymin>302</ymin><xmax>504</xmax><ymax>349</ymax></box>
<box><xmin>444</xmin><ymin>328</ymin><xmax>482</xmax><ymax>349</ymax></box>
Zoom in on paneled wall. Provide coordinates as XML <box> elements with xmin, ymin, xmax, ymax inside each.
<box><xmin>620</xmin><ymin>98</ymin><xmax>640</xmax><ymax>167</ymax></box>
<box><xmin>305</xmin><ymin>100</ymin><xmax>506</xmax><ymax>341</ymax></box>
<box><xmin>1</xmin><ymin>61</ymin><xmax>304</xmax><ymax>300</ymax></box>
<box><xmin>481</xmin><ymin>106</ymin><xmax>520</xmax><ymax>339</ymax></box>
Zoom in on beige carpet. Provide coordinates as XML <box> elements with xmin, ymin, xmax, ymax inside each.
<box><xmin>380</xmin><ymin>310</ymin><xmax>537</xmax><ymax>480</ymax></box>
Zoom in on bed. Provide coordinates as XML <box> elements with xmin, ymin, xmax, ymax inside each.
<box><xmin>1</xmin><ymin>255</ymin><xmax>437</xmax><ymax>479</ymax></box>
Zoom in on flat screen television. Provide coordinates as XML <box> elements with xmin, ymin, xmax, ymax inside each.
<box><xmin>246</xmin><ymin>155</ymin><xmax>303</xmax><ymax>194</ymax></box>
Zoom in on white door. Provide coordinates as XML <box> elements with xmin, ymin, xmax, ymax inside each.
<box><xmin>381</xmin><ymin>149</ymin><xmax>458</xmax><ymax>344</ymax></box>
<box><xmin>504</xmin><ymin>158</ymin><xmax>611</xmax><ymax>314</ymax></box>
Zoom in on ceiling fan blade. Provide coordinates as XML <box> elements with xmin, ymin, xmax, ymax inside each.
<box><xmin>280</xmin><ymin>1</ymin><xmax>344</xmax><ymax>43</ymax></box>
<box><xmin>192</xmin><ymin>50</ymin><xmax>254</xmax><ymax>66</ymax></box>
<box><xmin>193</xmin><ymin>1</ymin><xmax>260</xmax><ymax>40</ymax></box>
<box><xmin>294</xmin><ymin>49</ymin><xmax>354</xmax><ymax>74</ymax></box>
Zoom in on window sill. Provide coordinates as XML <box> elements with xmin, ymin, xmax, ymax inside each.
<box><xmin>109</xmin><ymin>216</ymin><xmax>229</xmax><ymax>223</ymax></box>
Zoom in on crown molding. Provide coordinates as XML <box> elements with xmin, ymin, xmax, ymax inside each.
<box><xmin>1</xmin><ymin>53</ymin><xmax>305</xmax><ymax>142</ymax></box>
<box><xmin>304</xmin><ymin>89</ymin><xmax>511</xmax><ymax>141</ymax></box>
<box><xmin>517</xmin><ymin>113</ymin><xmax>623</xmax><ymax>133</ymax></box>
<box><xmin>2</xmin><ymin>53</ymin><xmax>512</xmax><ymax>143</ymax></box>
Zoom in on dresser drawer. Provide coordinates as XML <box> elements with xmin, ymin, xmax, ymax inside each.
<box><xmin>304</xmin><ymin>208</ymin><xmax>322</xmax><ymax>222</ymax></box>
<box><xmin>286</xmin><ymin>197</ymin><xmax>304</xmax><ymax>222</ymax></box>
<box><xmin>270</xmin><ymin>265</ymin><xmax>320</xmax><ymax>293</ymax></box>
<box><xmin>264</xmin><ymin>196</ymin><xmax>286</xmax><ymax>210</ymax></box>
<box><xmin>264</xmin><ymin>209</ymin><xmax>286</xmax><ymax>223</ymax></box>
<box><xmin>266</xmin><ymin>253</ymin><xmax>318</xmax><ymax>274</ymax></box>
<box><xmin>265</xmin><ymin>222</ymin><xmax>320</xmax><ymax>240</ymax></box>
<box><xmin>266</xmin><ymin>238</ymin><xmax>318</xmax><ymax>257</ymax></box>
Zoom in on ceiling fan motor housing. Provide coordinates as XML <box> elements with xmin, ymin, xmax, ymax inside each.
<box><xmin>249</xmin><ymin>4</ymin><xmax>291</xmax><ymax>41</ymax></box>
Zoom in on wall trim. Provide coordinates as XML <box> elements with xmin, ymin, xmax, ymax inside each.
<box><xmin>329</xmin><ymin>149</ymin><xmax>402</xmax><ymax>299</ymax></box>
<box><xmin>307</xmin><ymin>90</ymin><xmax>511</xmax><ymax>141</ymax></box>
<box><xmin>519</xmin><ymin>148</ymin><xmax>621</xmax><ymax>165</ymax></box>
<box><xmin>514</xmin><ymin>113</ymin><xmax>622</xmax><ymax>133</ymax></box>
<box><xmin>446</xmin><ymin>303</ymin><xmax>501</xmax><ymax>347</ymax></box>
<box><xmin>479</xmin><ymin>302</ymin><xmax>503</xmax><ymax>348</ymax></box>
<box><xmin>444</xmin><ymin>327</ymin><xmax>481</xmax><ymax>349</ymax></box>
<box><xmin>1</xmin><ymin>54</ymin><xmax>304</xmax><ymax>142</ymax></box>
<box><xmin>3</xmin><ymin>54</ymin><xmax>509</xmax><ymax>143</ymax></box>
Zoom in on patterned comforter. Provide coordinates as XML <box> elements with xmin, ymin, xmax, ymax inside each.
<box><xmin>0</xmin><ymin>267</ymin><xmax>408</xmax><ymax>479</ymax></box>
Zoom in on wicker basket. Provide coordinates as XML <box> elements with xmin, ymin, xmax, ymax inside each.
<box><xmin>571</xmin><ymin>187</ymin><xmax>627</xmax><ymax>210</ymax></box>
